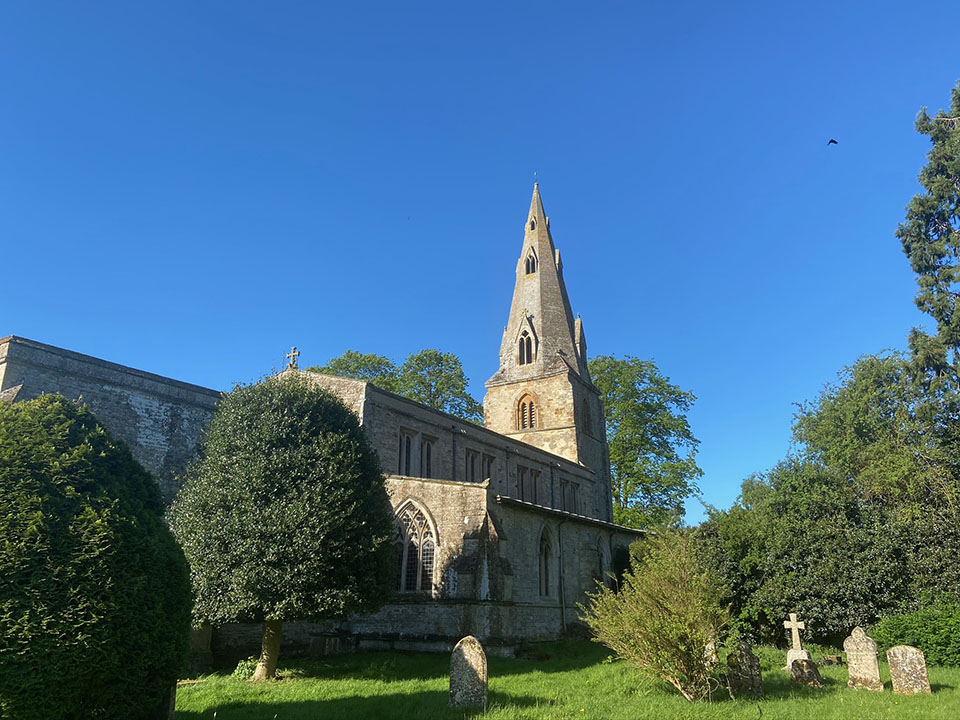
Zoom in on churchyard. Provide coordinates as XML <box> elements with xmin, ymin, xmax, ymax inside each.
<box><xmin>175</xmin><ymin>641</ymin><xmax>960</xmax><ymax>719</ymax></box>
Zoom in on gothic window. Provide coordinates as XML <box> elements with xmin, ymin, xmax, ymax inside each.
<box><xmin>396</xmin><ymin>503</ymin><xmax>437</xmax><ymax>594</ymax></box>
<box><xmin>538</xmin><ymin>530</ymin><xmax>552</xmax><ymax>596</ymax></box>
<box><xmin>529</xmin><ymin>218</ymin><xmax>536</xmax><ymax>230</ymax></box>
<box><xmin>465</xmin><ymin>449</ymin><xmax>479</xmax><ymax>482</ymax></box>
<box><xmin>421</xmin><ymin>438</ymin><xmax>434</xmax><ymax>479</ymax></box>
<box><xmin>518</xmin><ymin>331</ymin><xmax>534</xmax><ymax>365</ymax></box>
<box><xmin>525</xmin><ymin>252</ymin><xmax>537</xmax><ymax>274</ymax></box>
<box><xmin>517</xmin><ymin>394</ymin><xmax>537</xmax><ymax>430</ymax></box>
<box><xmin>481</xmin><ymin>453</ymin><xmax>495</xmax><ymax>481</ymax></box>
<box><xmin>397</xmin><ymin>430</ymin><xmax>415</xmax><ymax>476</ymax></box>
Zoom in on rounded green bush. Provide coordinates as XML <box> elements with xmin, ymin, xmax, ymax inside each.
<box><xmin>872</xmin><ymin>603</ymin><xmax>960</xmax><ymax>666</ymax></box>
<box><xmin>0</xmin><ymin>395</ymin><xmax>192</xmax><ymax>720</ymax></box>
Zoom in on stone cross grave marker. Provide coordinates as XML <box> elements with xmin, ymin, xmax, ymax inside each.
<box><xmin>783</xmin><ymin>612</ymin><xmax>811</xmax><ymax>669</ymax></box>
<box><xmin>887</xmin><ymin>645</ymin><xmax>931</xmax><ymax>695</ymax></box>
<box><xmin>843</xmin><ymin>627</ymin><xmax>883</xmax><ymax>691</ymax></box>
<box><xmin>450</xmin><ymin>635</ymin><xmax>487</xmax><ymax>709</ymax></box>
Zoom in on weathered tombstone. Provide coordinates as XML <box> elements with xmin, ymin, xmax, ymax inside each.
<box><xmin>783</xmin><ymin>612</ymin><xmax>811</xmax><ymax>669</ymax></box>
<box><xmin>450</xmin><ymin>635</ymin><xmax>488</xmax><ymax>709</ymax></box>
<box><xmin>727</xmin><ymin>641</ymin><xmax>763</xmax><ymax>698</ymax></box>
<box><xmin>887</xmin><ymin>645</ymin><xmax>931</xmax><ymax>695</ymax></box>
<box><xmin>790</xmin><ymin>658</ymin><xmax>824</xmax><ymax>689</ymax></box>
<box><xmin>843</xmin><ymin>627</ymin><xmax>883</xmax><ymax>691</ymax></box>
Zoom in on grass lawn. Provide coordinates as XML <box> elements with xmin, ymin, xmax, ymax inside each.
<box><xmin>176</xmin><ymin>642</ymin><xmax>960</xmax><ymax>719</ymax></box>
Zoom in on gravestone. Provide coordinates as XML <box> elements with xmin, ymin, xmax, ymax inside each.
<box><xmin>887</xmin><ymin>645</ymin><xmax>931</xmax><ymax>695</ymax></box>
<box><xmin>843</xmin><ymin>627</ymin><xmax>883</xmax><ymax>691</ymax></box>
<box><xmin>726</xmin><ymin>641</ymin><xmax>763</xmax><ymax>698</ymax></box>
<box><xmin>450</xmin><ymin>635</ymin><xmax>487</xmax><ymax>708</ymax></box>
<box><xmin>790</xmin><ymin>658</ymin><xmax>824</xmax><ymax>689</ymax></box>
<box><xmin>783</xmin><ymin>612</ymin><xmax>811</xmax><ymax>669</ymax></box>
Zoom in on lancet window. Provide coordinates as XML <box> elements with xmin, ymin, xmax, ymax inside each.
<box><xmin>395</xmin><ymin>503</ymin><xmax>436</xmax><ymax>594</ymax></box>
<box><xmin>518</xmin><ymin>394</ymin><xmax>537</xmax><ymax>430</ymax></box>
<box><xmin>538</xmin><ymin>530</ymin><xmax>552</xmax><ymax>597</ymax></box>
<box><xmin>518</xmin><ymin>331</ymin><xmax>534</xmax><ymax>365</ymax></box>
<box><xmin>525</xmin><ymin>252</ymin><xmax>537</xmax><ymax>274</ymax></box>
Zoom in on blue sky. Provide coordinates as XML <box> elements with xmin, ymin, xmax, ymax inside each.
<box><xmin>2</xmin><ymin>2</ymin><xmax>957</xmax><ymax>522</ymax></box>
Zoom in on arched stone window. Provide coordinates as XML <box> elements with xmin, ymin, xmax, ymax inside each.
<box><xmin>525</xmin><ymin>252</ymin><xmax>537</xmax><ymax>274</ymax></box>
<box><xmin>518</xmin><ymin>394</ymin><xmax>537</xmax><ymax>430</ymax></box>
<box><xmin>395</xmin><ymin>502</ymin><xmax>437</xmax><ymax>594</ymax></box>
<box><xmin>518</xmin><ymin>331</ymin><xmax>534</xmax><ymax>365</ymax></box>
<box><xmin>529</xmin><ymin>218</ymin><xmax>536</xmax><ymax>231</ymax></box>
<box><xmin>539</xmin><ymin>528</ymin><xmax>553</xmax><ymax>596</ymax></box>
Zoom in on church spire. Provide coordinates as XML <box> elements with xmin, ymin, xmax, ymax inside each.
<box><xmin>488</xmin><ymin>184</ymin><xmax>587</xmax><ymax>384</ymax></box>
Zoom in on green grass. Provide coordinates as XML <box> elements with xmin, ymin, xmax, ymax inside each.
<box><xmin>176</xmin><ymin>642</ymin><xmax>960</xmax><ymax>719</ymax></box>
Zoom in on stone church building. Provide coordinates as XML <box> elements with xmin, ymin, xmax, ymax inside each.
<box><xmin>1</xmin><ymin>185</ymin><xmax>642</xmax><ymax>654</ymax></box>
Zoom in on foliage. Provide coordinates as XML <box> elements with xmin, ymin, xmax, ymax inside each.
<box><xmin>588</xmin><ymin>355</ymin><xmax>701</xmax><ymax>528</ymax></box>
<box><xmin>872</xmin><ymin>604</ymin><xmax>960</xmax><ymax>667</ymax></box>
<box><xmin>897</xmin><ymin>82</ymin><xmax>960</xmax><ymax>391</ymax></box>
<box><xmin>698</xmin><ymin>352</ymin><xmax>960</xmax><ymax>643</ymax></box>
<box><xmin>312</xmin><ymin>350</ymin><xmax>399</xmax><ymax>391</ymax></box>
<box><xmin>168</xmin><ymin>375</ymin><xmax>396</xmax><ymax>679</ymax></box>
<box><xmin>311</xmin><ymin>348</ymin><xmax>483</xmax><ymax>422</ymax></box>
<box><xmin>582</xmin><ymin>532</ymin><xmax>728</xmax><ymax>701</ymax></box>
<box><xmin>0</xmin><ymin>395</ymin><xmax>191</xmax><ymax>720</ymax></box>
<box><xmin>232</xmin><ymin>655</ymin><xmax>261</xmax><ymax>680</ymax></box>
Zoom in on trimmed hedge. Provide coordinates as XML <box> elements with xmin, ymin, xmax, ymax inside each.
<box><xmin>872</xmin><ymin>604</ymin><xmax>960</xmax><ymax>666</ymax></box>
<box><xmin>0</xmin><ymin>395</ymin><xmax>192</xmax><ymax>720</ymax></box>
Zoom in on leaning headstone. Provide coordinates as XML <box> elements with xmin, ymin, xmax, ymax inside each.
<box><xmin>727</xmin><ymin>641</ymin><xmax>763</xmax><ymax>698</ymax></box>
<box><xmin>887</xmin><ymin>645</ymin><xmax>931</xmax><ymax>695</ymax></box>
<box><xmin>843</xmin><ymin>627</ymin><xmax>883</xmax><ymax>691</ymax></box>
<box><xmin>790</xmin><ymin>658</ymin><xmax>824</xmax><ymax>689</ymax></box>
<box><xmin>450</xmin><ymin>635</ymin><xmax>487</xmax><ymax>709</ymax></box>
<box><xmin>783</xmin><ymin>612</ymin><xmax>811</xmax><ymax>669</ymax></box>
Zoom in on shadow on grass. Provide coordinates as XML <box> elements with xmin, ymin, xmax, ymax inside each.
<box><xmin>176</xmin><ymin>689</ymin><xmax>544</xmax><ymax>720</ymax></box>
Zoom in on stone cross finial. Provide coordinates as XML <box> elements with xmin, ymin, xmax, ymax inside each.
<box><xmin>286</xmin><ymin>346</ymin><xmax>300</xmax><ymax>370</ymax></box>
<box><xmin>784</xmin><ymin>613</ymin><xmax>805</xmax><ymax>650</ymax></box>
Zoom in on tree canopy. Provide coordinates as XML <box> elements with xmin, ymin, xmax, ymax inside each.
<box><xmin>897</xmin><ymin>82</ymin><xmax>960</xmax><ymax>391</ymax></box>
<box><xmin>0</xmin><ymin>395</ymin><xmax>191</xmax><ymax>719</ymax></box>
<box><xmin>168</xmin><ymin>375</ymin><xmax>396</xmax><ymax>680</ymax></box>
<box><xmin>311</xmin><ymin>348</ymin><xmax>483</xmax><ymax>422</ymax></box>
<box><xmin>589</xmin><ymin>355</ymin><xmax>701</xmax><ymax>529</ymax></box>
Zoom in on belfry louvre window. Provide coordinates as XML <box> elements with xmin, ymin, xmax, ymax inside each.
<box><xmin>518</xmin><ymin>395</ymin><xmax>537</xmax><ymax>430</ymax></box>
<box><xmin>525</xmin><ymin>252</ymin><xmax>537</xmax><ymax>274</ymax></box>
<box><xmin>396</xmin><ymin>504</ymin><xmax>436</xmax><ymax>593</ymax></box>
<box><xmin>518</xmin><ymin>331</ymin><xmax>534</xmax><ymax>365</ymax></box>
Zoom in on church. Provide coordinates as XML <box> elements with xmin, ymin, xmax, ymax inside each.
<box><xmin>0</xmin><ymin>185</ymin><xmax>642</xmax><ymax>656</ymax></box>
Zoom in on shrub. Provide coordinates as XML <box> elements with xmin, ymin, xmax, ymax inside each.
<box><xmin>168</xmin><ymin>374</ymin><xmax>396</xmax><ymax>681</ymax></box>
<box><xmin>872</xmin><ymin>604</ymin><xmax>960</xmax><ymax>666</ymax></box>
<box><xmin>0</xmin><ymin>395</ymin><xmax>192</xmax><ymax>720</ymax></box>
<box><xmin>581</xmin><ymin>532</ymin><xmax>729</xmax><ymax>701</ymax></box>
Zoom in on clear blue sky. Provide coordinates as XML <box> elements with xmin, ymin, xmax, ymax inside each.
<box><xmin>2</xmin><ymin>2</ymin><xmax>956</xmax><ymax>522</ymax></box>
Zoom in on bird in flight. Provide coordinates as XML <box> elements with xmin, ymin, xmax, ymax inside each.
<box><xmin>827</xmin><ymin>139</ymin><xmax>839</xmax><ymax>146</ymax></box>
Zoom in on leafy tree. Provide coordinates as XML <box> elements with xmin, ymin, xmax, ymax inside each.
<box><xmin>589</xmin><ymin>355</ymin><xmax>701</xmax><ymax>528</ymax></box>
<box><xmin>395</xmin><ymin>349</ymin><xmax>483</xmax><ymax>421</ymax></box>
<box><xmin>897</xmin><ymin>81</ymin><xmax>960</xmax><ymax>390</ymax></box>
<box><xmin>582</xmin><ymin>532</ymin><xmax>728</xmax><ymax>702</ymax></box>
<box><xmin>698</xmin><ymin>353</ymin><xmax>960</xmax><ymax>642</ymax></box>
<box><xmin>168</xmin><ymin>375</ymin><xmax>396</xmax><ymax>681</ymax></box>
<box><xmin>0</xmin><ymin>395</ymin><xmax>191</xmax><ymax>720</ymax></box>
<box><xmin>310</xmin><ymin>348</ymin><xmax>483</xmax><ymax>422</ymax></box>
<box><xmin>313</xmin><ymin>350</ymin><xmax>398</xmax><ymax>392</ymax></box>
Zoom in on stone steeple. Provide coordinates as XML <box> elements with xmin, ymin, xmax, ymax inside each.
<box><xmin>484</xmin><ymin>186</ymin><xmax>611</xmax><ymax>522</ymax></box>
<box><xmin>489</xmin><ymin>183</ymin><xmax>589</xmax><ymax>383</ymax></box>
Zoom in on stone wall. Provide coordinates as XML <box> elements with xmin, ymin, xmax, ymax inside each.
<box><xmin>0</xmin><ymin>336</ymin><xmax>220</xmax><ymax>501</ymax></box>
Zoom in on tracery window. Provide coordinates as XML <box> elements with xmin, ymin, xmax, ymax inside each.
<box><xmin>518</xmin><ymin>394</ymin><xmax>537</xmax><ymax>430</ymax></box>
<box><xmin>396</xmin><ymin>503</ymin><xmax>436</xmax><ymax>593</ymax></box>
<box><xmin>518</xmin><ymin>331</ymin><xmax>534</xmax><ymax>365</ymax></box>
<box><xmin>525</xmin><ymin>252</ymin><xmax>537</xmax><ymax>274</ymax></box>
